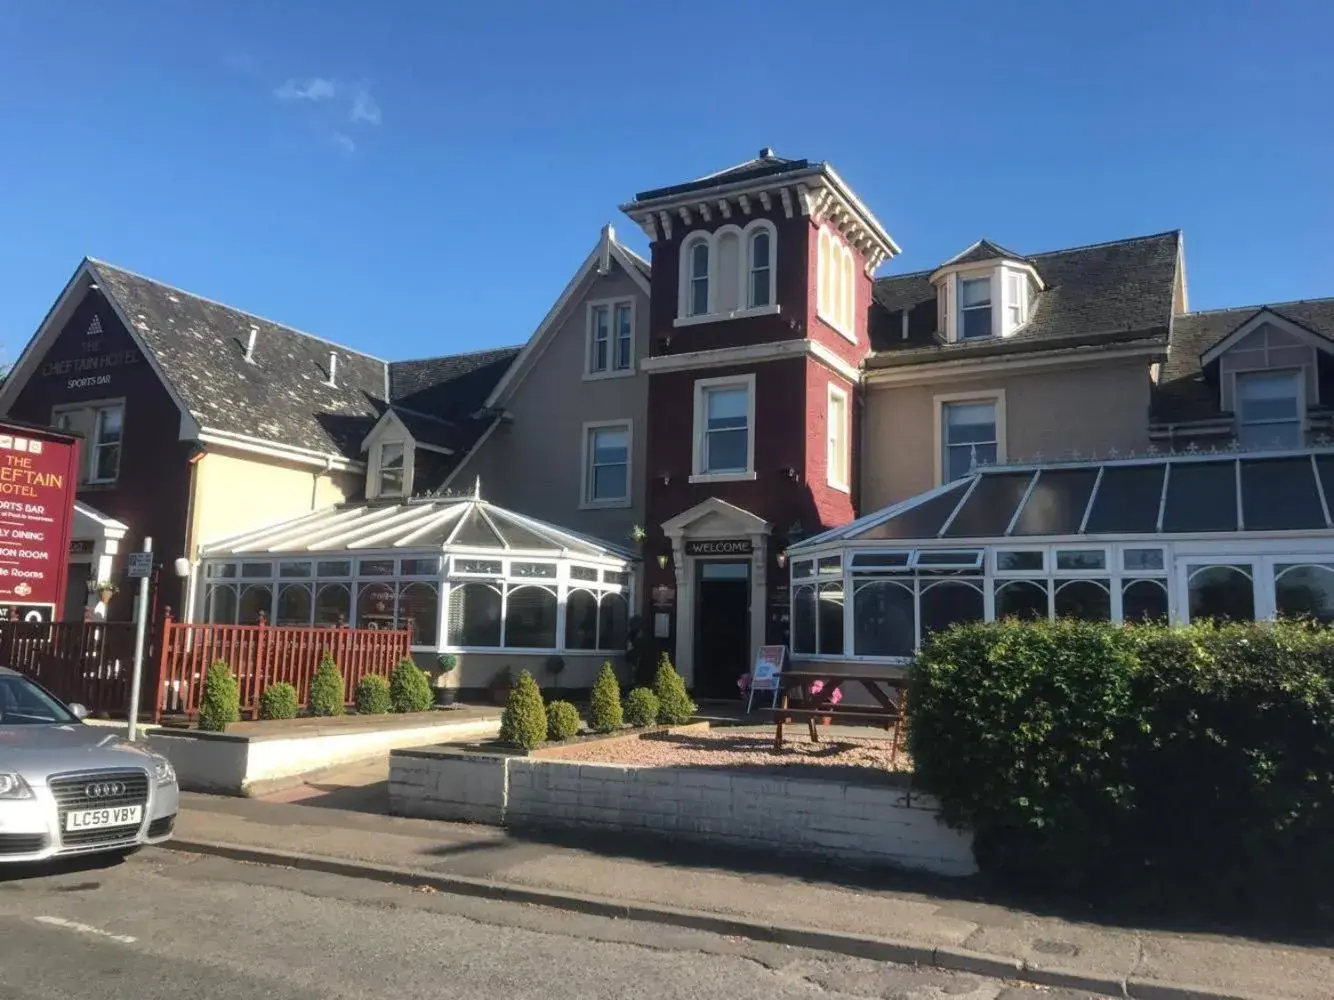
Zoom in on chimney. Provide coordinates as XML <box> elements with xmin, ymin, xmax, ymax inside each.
<box><xmin>326</xmin><ymin>352</ymin><xmax>338</xmax><ymax>387</ymax></box>
<box><xmin>244</xmin><ymin>325</ymin><xmax>258</xmax><ymax>363</ymax></box>
<box><xmin>759</xmin><ymin>146</ymin><xmax>774</xmax><ymax>159</ymax></box>
<box><xmin>597</xmin><ymin>223</ymin><xmax>614</xmax><ymax>275</ymax></box>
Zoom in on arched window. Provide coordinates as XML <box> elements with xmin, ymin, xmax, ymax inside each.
<box><xmin>276</xmin><ymin>584</ymin><xmax>312</xmax><ymax>626</ymax></box>
<box><xmin>446</xmin><ymin>583</ymin><xmax>501</xmax><ymax>647</ymax></box>
<box><xmin>841</xmin><ymin>244</ymin><xmax>856</xmax><ymax>335</ymax></box>
<box><xmin>598</xmin><ymin>592</ymin><xmax>629</xmax><ymax>650</ymax></box>
<box><xmin>504</xmin><ymin>585</ymin><xmax>558</xmax><ymax>649</ymax></box>
<box><xmin>827</xmin><ymin>240</ymin><xmax>842</xmax><ymax>331</ymax></box>
<box><xmin>238</xmin><ymin>585</ymin><xmax>272</xmax><ymax>624</ymax></box>
<box><xmin>715</xmin><ymin>229</ymin><xmax>741</xmax><ymax>313</ymax></box>
<box><xmin>207</xmin><ymin>585</ymin><xmax>237</xmax><ymax>624</ymax></box>
<box><xmin>748</xmin><ymin>227</ymin><xmax>773</xmax><ymax>308</ymax></box>
<box><xmin>683</xmin><ymin>238</ymin><xmax>710</xmax><ymax>317</ymax></box>
<box><xmin>314</xmin><ymin>584</ymin><xmax>351</xmax><ymax>626</ymax></box>
<box><xmin>818</xmin><ymin>229</ymin><xmax>832</xmax><ymax>318</ymax></box>
<box><xmin>565</xmin><ymin>589</ymin><xmax>598</xmax><ymax>650</ymax></box>
<box><xmin>398</xmin><ymin>582</ymin><xmax>439</xmax><ymax>646</ymax></box>
<box><xmin>356</xmin><ymin>582</ymin><xmax>396</xmax><ymax>630</ymax></box>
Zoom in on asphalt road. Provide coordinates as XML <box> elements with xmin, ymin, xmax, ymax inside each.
<box><xmin>0</xmin><ymin>848</ymin><xmax>1111</xmax><ymax>1000</ymax></box>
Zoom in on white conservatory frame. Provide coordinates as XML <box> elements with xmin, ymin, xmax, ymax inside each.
<box><xmin>195</xmin><ymin>496</ymin><xmax>637</xmax><ymax>656</ymax></box>
<box><xmin>787</xmin><ymin>447</ymin><xmax>1334</xmax><ymax>665</ymax></box>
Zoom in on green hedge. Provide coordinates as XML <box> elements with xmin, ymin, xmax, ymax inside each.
<box><xmin>309</xmin><ymin>653</ymin><xmax>345</xmax><ymax>717</ymax></box>
<box><xmin>389</xmin><ymin>658</ymin><xmax>433</xmax><ymax>714</ymax></box>
<box><xmin>197</xmin><ymin>661</ymin><xmax>240</xmax><ymax>732</ymax></box>
<box><xmin>909</xmin><ymin>618</ymin><xmax>1334</xmax><ymax>916</ymax></box>
<box><xmin>545</xmin><ymin>699</ymin><xmax>580</xmax><ymax>742</ymax></box>
<box><xmin>354</xmin><ymin>675</ymin><xmax>391</xmax><ymax>715</ymax></box>
<box><xmin>500</xmin><ymin>670</ymin><xmax>547</xmax><ymax>750</ymax></box>
<box><xmin>258</xmin><ymin>681</ymin><xmax>298</xmax><ymax>721</ymax></box>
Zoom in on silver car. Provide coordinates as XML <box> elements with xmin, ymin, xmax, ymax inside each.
<box><xmin>0</xmin><ymin>666</ymin><xmax>178</xmax><ymax>862</ymax></box>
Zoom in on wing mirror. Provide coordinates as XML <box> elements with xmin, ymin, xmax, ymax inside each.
<box><xmin>68</xmin><ymin>703</ymin><xmax>89</xmax><ymax>720</ymax></box>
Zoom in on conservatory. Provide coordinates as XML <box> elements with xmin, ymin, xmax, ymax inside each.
<box><xmin>787</xmin><ymin>447</ymin><xmax>1334</xmax><ymax>664</ymax></box>
<box><xmin>194</xmin><ymin>495</ymin><xmax>637</xmax><ymax>685</ymax></box>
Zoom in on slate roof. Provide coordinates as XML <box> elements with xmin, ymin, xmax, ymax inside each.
<box><xmin>1153</xmin><ymin>298</ymin><xmax>1334</xmax><ymax>423</ymax></box>
<box><xmin>88</xmin><ymin>260</ymin><xmax>519</xmax><ymax>465</ymax></box>
<box><xmin>868</xmin><ymin>230</ymin><xmax>1181</xmax><ymax>366</ymax></box>
<box><xmin>941</xmin><ymin>239</ymin><xmax>1029</xmax><ymax>268</ymax></box>
<box><xmin>631</xmin><ymin>150</ymin><xmax>810</xmax><ymax>203</ymax></box>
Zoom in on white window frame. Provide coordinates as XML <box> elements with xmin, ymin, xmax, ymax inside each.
<box><xmin>958</xmin><ymin>275</ymin><xmax>993</xmax><ymax>341</ymax></box>
<box><xmin>826</xmin><ymin>383</ymin><xmax>850</xmax><ymax>493</ymax></box>
<box><xmin>934</xmin><ymin>389</ymin><xmax>1006</xmax><ymax>485</ymax></box>
<box><xmin>52</xmin><ymin>400</ymin><xmax>125</xmax><ymax>485</ymax></box>
<box><xmin>816</xmin><ymin>226</ymin><xmax>858</xmax><ymax>344</ymax></box>
<box><xmin>1233</xmin><ymin>368</ymin><xmax>1304</xmax><ymax>449</ymax></box>
<box><xmin>584</xmin><ymin>298</ymin><xmax>636</xmax><ymax>380</ymax></box>
<box><xmin>746</xmin><ymin>223</ymin><xmax>776</xmax><ymax>309</ymax></box>
<box><xmin>580</xmin><ymin>419</ymin><xmax>633</xmax><ymax>509</ymax></box>
<box><xmin>368</xmin><ymin>438</ymin><xmax>414</xmax><ymax>500</ymax></box>
<box><xmin>675</xmin><ymin>221</ymin><xmax>782</xmax><ymax>328</ymax></box>
<box><xmin>1005</xmin><ymin>270</ymin><xmax>1027</xmax><ymax>331</ymax></box>
<box><xmin>690</xmin><ymin>373</ymin><xmax>757</xmax><ymax>483</ymax></box>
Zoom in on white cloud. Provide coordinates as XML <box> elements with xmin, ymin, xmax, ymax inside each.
<box><xmin>331</xmin><ymin>132</ymin><xmax>356</xmax><ymax>153</ymax></box>
<box><xmin>274</xmin><ymin>77</ymin><xmax>338</xmax><ymax>102</ymax></box>
<box><xmin>349</xmin><ymin>88</ymin><xmax>381</xmax><ymax>126</ymax></box>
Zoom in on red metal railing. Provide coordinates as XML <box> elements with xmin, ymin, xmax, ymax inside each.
<box><xmin>0</xmin><ymin>621</ymin><xmax>145</xmax><ymax>717</ymax></box>
<box><xmin>155</xmin><ymin>615</ymin><xmax>412</xmax><ymax>719</ymax></box>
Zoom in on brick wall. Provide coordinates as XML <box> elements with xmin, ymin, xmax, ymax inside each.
<box><xmin>389</xmin><ymin>750</ymin><xmax>977</xmax><ymax>877</ymax></box>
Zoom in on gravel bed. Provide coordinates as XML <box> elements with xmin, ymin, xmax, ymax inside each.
<box><xmin>556</xmin><ymin>728</ymin><xmax>912</xmax><ymax>778</ymax></box>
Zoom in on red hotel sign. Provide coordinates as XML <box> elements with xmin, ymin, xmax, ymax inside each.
<box><xmin>0</xmin><ymin>425</ymin><xmax>79</xmax><ymax>621</ymax></box>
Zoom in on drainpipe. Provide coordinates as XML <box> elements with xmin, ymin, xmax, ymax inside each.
<box><xmin>312</xmin><ymin>456</ymin><xmax>335</xmax><ymax>510</ymax></box>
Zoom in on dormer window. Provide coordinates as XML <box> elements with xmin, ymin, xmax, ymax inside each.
<box><xmin>377</xmin><ymin>442</ymin><xmax>406</xmax><ymax>497</ymax></box>
<box><xmin>676</xmin><ymin>220</ymin><xmax>779</xmax><ymax>327</ymax></box>
<box><xmin>959</xmin><ymin>278</ymin><xmax>992</xmax><ymax>340</ymax></box>
<box><xmin>1006</xmin><ymin>272</ymin><xmax>1028</xmax><ymax>327</ymax></box>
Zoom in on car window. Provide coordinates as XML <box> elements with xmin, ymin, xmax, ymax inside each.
<box><xmin>0</xmin><ymin>675</ymin><xmax>77</xmax><ymax>724</ymax></box>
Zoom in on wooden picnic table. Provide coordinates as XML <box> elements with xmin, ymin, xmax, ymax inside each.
<box><xmin>765</xmin><ymin>670</ymin><xmax>908</xmax><ymax>762</ymax></box>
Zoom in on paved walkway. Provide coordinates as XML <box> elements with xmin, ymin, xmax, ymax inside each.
<box><xmin>170</xmin><ymin>791</ymin><xmax>1333</xmax><ymax>1000</ymax></box>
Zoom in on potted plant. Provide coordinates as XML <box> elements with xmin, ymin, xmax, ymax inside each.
<box><xmin>544</xmin><ymin>655</ymin><xmax>565</xmax><ymax>697</ymax></box>
<box><xmin>434</xmin><ymin>653</ymin><xmax>458</xmax><ymax>707</ymax></box>
<box><xmin>488</xmin><ymin>666</ymin><xmax>515</xmax><ymax>707</ymax></box>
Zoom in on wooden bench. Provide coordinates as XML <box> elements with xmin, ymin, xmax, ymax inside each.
<box><xmin>769</xmin><ymin>672</ymin><xmax>908</xmax><ymax>763</ymax></box>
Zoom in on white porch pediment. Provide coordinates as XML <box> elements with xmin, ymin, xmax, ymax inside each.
<box><xmin>661</xmin><ymin>497</ymin><xmax>770</xmax><ymax>538</ymax></box>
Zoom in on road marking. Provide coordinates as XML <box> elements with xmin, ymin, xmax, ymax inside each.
<box><xmin>34</xmin><ymin>915</ymin><xmax>137</xmax><ymax>944</ymax></box>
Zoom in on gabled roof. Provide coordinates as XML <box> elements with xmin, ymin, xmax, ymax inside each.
<box><xmin>939</xmin><ymin>239</ymin><xmax>1029</xmax><ymax>268</ymax></box>
<box><xmin>868</xmin><ymin>230</ymin><xmax>1181</xmax><ymax>365</ymax></box>
<box><xmin>483</xmin><ymin>225</ymin><xmax>649</xmax><ymax>409</ymax></box>
<box><xmin>1153</xmin><ymin>298</ymin><xmax>1334</xmax><ymax>423</ymax></box>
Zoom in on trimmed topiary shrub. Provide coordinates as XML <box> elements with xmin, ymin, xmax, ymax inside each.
<box><xmin>354</xmin><ymin>674</ymin><xmax>391</xmax><ymax>715</ymax></box>
<box><xmin>653</xmin><ymin>653</ymin><xmax>696</xmax><ymax>725</ymax></box>
<box><xmin>258</xmin><ymin>681</ymin><xmax>298</xmax><ymax>721</ymax></box>
<box><xmin>624</xmin><ymin>687</ymin><xmax>660</xmax><ymax>728</ymax></box>
<box><xmin>309</xmin><ymin>652</ymin><xmax>345</xmax><ymax>717</ymax></box>
<box><xmin>389</xmin><ymin>658</ymin><xmax>433</xmax><ymax>714</ymax></box>
<box><xmin>197</xmin><ymin>660</ymin><xmax>240</xmax><ymax>732</ymax></box>
<box><xmin>910</xmin><ymin>617</ymin><xmax>1334</xmax><ymax>918</ymax></box>
<box><xmin>500</xmin><ymin>670</ymin><xmax>547</xmax><ymax>750</ymax></box>
<box><xmin>546</xmin><ymin>699</ymin><xmax>580</xmax><ymax>742</ymax></box>
<box><xmin>589</xmin><ymin>661</ymin><xmax>623</xmax><ymax>733</ymax></box>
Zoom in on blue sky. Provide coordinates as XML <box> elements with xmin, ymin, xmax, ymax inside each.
<box><xmin>1</xmin><ymin>0</ymin><xmax>1330</xmax><ymax>364</ymax></box>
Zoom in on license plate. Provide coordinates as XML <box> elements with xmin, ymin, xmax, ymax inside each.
<box><xmin>64</xmin><ymin>806</ymin><xmax>142</xmax><ymax>832</ymax></box>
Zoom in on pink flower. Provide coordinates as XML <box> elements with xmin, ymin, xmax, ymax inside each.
<box><xmin>737</xmin><ymin>673</ymin><xmax>751</xmax><ymax>694</ymax></box>
<box><xmin>806</xmin><ymin>680</ymin><xmax>843</xmax><ymax>705</ymax></box>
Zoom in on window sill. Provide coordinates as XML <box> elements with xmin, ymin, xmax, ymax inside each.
<box><xmin>579</xmin><ymin>498</ymin><xmax>632</xmax><ymax>510</ymax></box>
<box><xmin>674</xmin><ymin>304</ymin><xmax>781</xmax><ymax>328</ymax></box>
<box><xmin>582</xmin><ymin>367</ymin><xmax>636</xmax><ymax>383</ymax></box>
<box><xmin>688</xmin><ymin>471</ymin><xmax>758</xmax><ymax>484</ymax></box>
<box><xmin>827</xmin><ymin>478</ymin><xmax>851</xmax><ymax>494</ymax></box>
<box><xmin>815</xmin><ymin>309</ymin><xmax>857</xmax><ymax>344</ymax></box>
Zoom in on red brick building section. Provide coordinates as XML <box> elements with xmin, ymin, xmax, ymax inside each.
<box><xmin>620</xmin><ymin>150</ymin><xmax>898</xmax><ymax>696</ymax></box>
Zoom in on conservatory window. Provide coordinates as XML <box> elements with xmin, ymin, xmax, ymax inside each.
<box><xmin>996</xmin><ymin>550</ymin><xmax>1044</xmax><ymax>573</ymax></box>
<box><xmin>1274</xmin><ymin>563</ymin><xmax>1334</xmax><ymax>624</ymax></box>
<box><xmin>238</xmin><ymin>585</ymin><xmax>272</xmax><ymax>624</ymax></box>
<box><xmin>447</xmin><ymin>583</ymin><xmax>502</xmax><ymax>648</ymax></box>
<box><xmin>315</xmin><ymin>584</ymin><xmax>351</xmax><ymax>625</ymax></box>
<box><xmin>852</xmin><ymin>579</ymin><xmax>915</xmax><ymax>657</ymax></box>
<box><xmin>1054</xmin><ymin>579</ymin><xmax>1111</xmax><ymax>621</ymax></box>
<box><xmin>398</xmin><ymin>582</ymin><xmax>440</xmax><ymax>646</ymax></box>
<box><xmin>919</xmin><ymin>578</ymin><xmax>984</xmax><ymax>638</ymax></box>
<box><xmin>276</xmin><ymin>584</ymin><xmax>312</xmax><ymax>626</ymax></box>
<box><xmin>1122</xmin><ymin>579</ymin><xmax>1169</xmax><ymax>623</ymax></box>
<box><xmin>504</xmin><ymin>586</ymin><xmax>558</xmax><ymax>648</ymax></box>
<box><xmin>1187</xmin><ymin>564</ymin><xmax>1255</xmax><ymax>624</ymax></box>
<box><xmin>994</xmin><ymin>579</ymin><xmax>1048</xmax><ymax>620</ymax></box>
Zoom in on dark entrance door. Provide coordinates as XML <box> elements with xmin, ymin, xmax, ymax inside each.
<box><xmin>694</xmin><ymin>560</ymin><xmax>750</xmax><ymax>699</ymax></box>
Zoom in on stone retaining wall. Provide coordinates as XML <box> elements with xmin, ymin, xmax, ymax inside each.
<box><xmin>389</xmin><ymin>750</ymin><xmax>976</xmax><ymax>877</ymax></box>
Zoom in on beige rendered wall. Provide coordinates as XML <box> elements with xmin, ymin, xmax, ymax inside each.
<box><xmin>434</xmin><ymin>650</ymin><xmax>622</xmax><ymax>694</ymax></box>
<box><xmin>863</xmin><ymin>358</ymin><xmax>1154</xmax><ymax>509</ymax></box>
<box><xmin>449</xmin><ymin>261</ymin><xmax>649</xmax><ymax>548</ymax></box>
<box><xmin>187</xmin><ymin>446</ymin><xmax>360</xmax><ymax>552</ymax></box>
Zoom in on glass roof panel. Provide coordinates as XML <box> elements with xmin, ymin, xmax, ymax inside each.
<box><xmin>855</xmin><ymin>480</ymin><xmax>970</xmax><ymax>541</ymax></box>
<box><xmin>1083</xmin><ymin>464</ymin><xmax>1165</xmax><ymax>534</ymax></box>
<box><xmin>1240</xmin><ymin>457</ymin><xmax>1326</xmax><ymax>531</ymax></box>
<box><xmin>490</xmin><ymin>512</ymin><xmax>560</xmax><ymax>552</ymax></box>
<box><xmin>1011</xmin><ymin>468</ymin><xmax>1099</xmax><ymax>536</ymax></box>
<box><xmin>450</xmin><ymin>509</ymin><xmax>503</xmax><ymax>548</ymax></box>
<box><xmin>1162</xmin><ymin>460</ymin><xmax>1237</xmax><ymax>533</ymax></box>
<box><xmin>943</xmin><ymin>473</ymin><xmax>1035</xmax><ymax>539</ymax></box>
